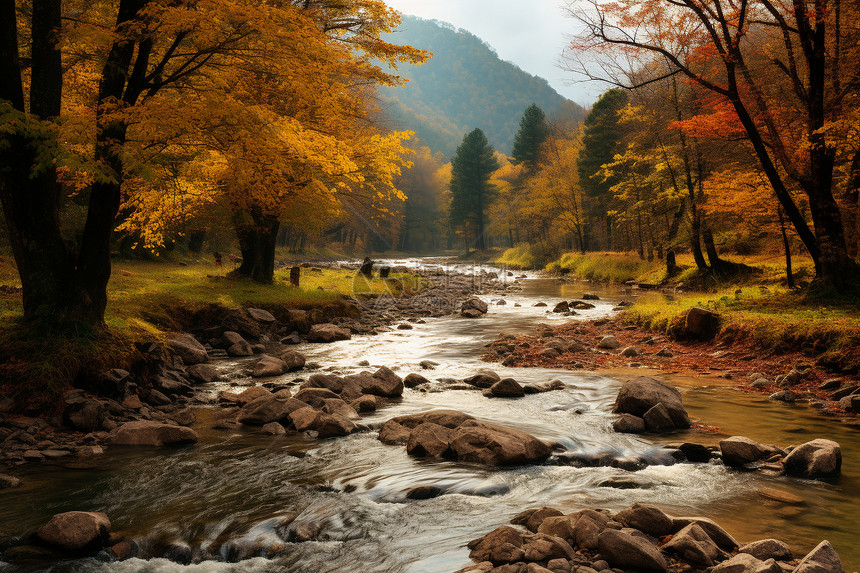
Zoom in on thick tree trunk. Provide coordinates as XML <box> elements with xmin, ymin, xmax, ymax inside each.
<box><xmin>690</xmin><ymin>212</ymin><xmax>708</xmax><ymax>271</ymax></box>
<box><xmin>702</xmin><ymin>226</ymin><xmax>726</xmax><ymax>272</ymax></box>
<box><xmin>233</xmin><ymin>210</ymin><xmax>279</xmax><ymax>283</ymax></box>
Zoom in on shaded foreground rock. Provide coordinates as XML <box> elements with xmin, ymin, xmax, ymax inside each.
<box><xmin>34</xmin><ymin>512</ymin><xmax>111</xmax><ymax>552</ymax></box>
<box><xmin>455</xmin><ymin>502</ymin><xmax>843</xmax><ymax>573</ymax></box>
<box><xmin>110</xmin><ymin>421</ymin><xmax>198</xmax><ymax>446</ymax></box>
<box><xmin>783</xmin><ymin>439</ymin><xmax>841</xmax><ymax>479</ymax></box>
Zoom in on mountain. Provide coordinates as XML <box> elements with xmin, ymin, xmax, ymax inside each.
<box><xmin>380</xmin><ymin>16</ymin><xmax>585</xmax><ymax>157</ymax></box>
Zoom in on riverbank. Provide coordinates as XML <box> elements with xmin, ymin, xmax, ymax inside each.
<box><xmin>483</xmin><ymin>303</ymin><xmax>860</xmax><ymax>427</ymax></box>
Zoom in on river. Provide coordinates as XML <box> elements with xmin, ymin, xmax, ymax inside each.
<box><xmin>1</xmin><ymin>259</ymin><xmax>857</xmax><ymax>572</ymax></box>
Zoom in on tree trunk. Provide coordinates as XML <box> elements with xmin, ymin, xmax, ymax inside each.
<box><xmin>702</xmin><ymin>226</ymin><xmax>725</xmax><ymax>272</ymax></box>
<box><xmin>233</xmin><ymin>210</ymin><xmax>279</xmax><ymax>283</ymax></box>
<box><xmin>690</xmin><ymin>212</ymin><xmax>708</xmax><ymax>271</ymax></box>
<box><xmin>778</xmin><ymin>207</ymin><xmax>795</xmax><ymax>289</ymax></box>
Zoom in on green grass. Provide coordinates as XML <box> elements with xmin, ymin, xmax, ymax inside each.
<box><xmin>0</xmin><ymin>258</ymin><xmax>428</xmax><ymax>409</ymax></box>
<box><xmin>494</xmin><ymin>245</ymin><xmax>543</xmax><ymax>269</ymax></box>
<box><xmin>542</xmin><ymin>251</ymin><xmax>817</xmax><ymax>287</ymax></box>
<box><xmin>623</xmin><ymin>286</ymin><xmax>860</xmax><ymax>371</ymax></box>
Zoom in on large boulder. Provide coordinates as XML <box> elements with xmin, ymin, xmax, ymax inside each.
<box><xmin>237</xmin><ymin>393</ymin><xmax>305</xmax><ymax>425</ymax></box>
<box><xmin>487</xmin><ymin>378</ymin><xmax>525</xmax><ymax>398</ymax></box>
<box><xmin>62</xmin><ymin>391</ymin><xmax>105</xmax><ymax>433</ymax></box>
<box><xmin>34</xmin><ymin>511</ymin><xmax>111</xmax><ymax>552</ymax></box>
<box><xmin>307</xmin><ymin>323</ymin><xmax>351</xmax><ymax>343</ymax></box>
<box><xmin>252</xmin><ymin>355</ymin><xmax>288</xmax><ymax>378</ymax></box>
<box><xmin>386</xmin><ymin>410</ymin><xmax>475</xmax><ymax>430</ymax></box>
<box><xmin>468</xmin><ymin>526</ymin><xmax>524</xmax><ymax>565</ymax></box>
<box><xmin>464</xmin><ymin>370</ymin><xmax>502</xmax><ymax>389</ymax></box>
<box><xmin>448</xmin><ymin>419</ymin><xmax>551</xmax><ymax>465</ymax></box>
<box><xmin>671</xmin><ymin>517</ymin><xmax>738</xmax><ymax>552</ymax></box>
<box><xmin>365</xmin><ymin>366</ymin><xmax>404</xmax><ymax>397</ymax></box>
<box><xmin>662</xmin><ymin>523</ymin><xmax>727</xmax><ymax>567</ymax></box>
<box><xmin>719</xmin><ymin>436</ymin><xmax>772</xmax><ymax>467</ymax></box>
<box><xmin>462</xmin><ymin>298</ymin><xmax>489</xmax><ymax>315</ymax></box>
<box><xmin>222</xmin><ymin>309</ymin><xmax>262</xmax><ymax>340</ymax></box>
<box><xmin>783</xmin><ymin>439</ymin><xmax>841</xmax><ymax>479</ymax></box>
<box><xmin>186</xmin><ymin>364</ymin><xmax>221</xmax><ymax>384</ymax></box>
<box><xmin>615</xmin><ymin>503</ymin><xmax>673</xmax><ymax>537</ymax></box>
<box><xmin>167</xmin><ymin>333</ymin><xmax>207</xmax><ymax>365</ymax></box>
<box><xmin>793</xmin><ymin>541</ymin><xmax>845</xmax><ymax>573</ymax></box>
<box><xmin>739</xmin><ymin>539</ymin><xmax>793</xmax><ymax>562</ymax></box>
<box><xmin>613</xmin><ymin>377</ymin><xmax>690</xmax><ymax>429</ymax></box>
<box><xmin>681</xmin><ymin>307</ymin><xmax>721</xmax><ymax>340</ymax></box>
<box><xmin>613</xmin><ymin>414</ymin><xmax>646</xmax><ymax>434</ymax></box>
<box><xmin>280</xmin><ymin>351</ymin><xmax>306</xmax><ymax>372</ymax></box>
<box><xmin>406</xmin><ymin>422</ymin><xmax>454</xmax><ymax>457</ymax></box>
<box><xmin>597</xmin><ymin>528</ymin><xmax>667</xmax><ymax>572</ymax></box>
<box><xmin>110</xmin><ymin>421</ymin><xmax>198</xmax><ymax>446</ymax></box>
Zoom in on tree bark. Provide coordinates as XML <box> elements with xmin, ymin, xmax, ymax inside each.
<box><xmin>233</xmin><ymin>210</ymin><xmax>279</xmax><ymax>283</ymax></box>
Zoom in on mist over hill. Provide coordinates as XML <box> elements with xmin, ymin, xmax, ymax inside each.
<box><xmin>381</xmin><ymin>16</ymin><xmax>585</xmax><ymax>157</ymax></box>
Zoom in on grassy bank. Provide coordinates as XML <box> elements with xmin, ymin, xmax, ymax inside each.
<box><xmin>0</xmin><ymin>259</ymin><xmax>423</xmax><ymax>405</ymax></box>
<box><xmin>624</xmin><ymin>286</ymin><xmax>860</xmax><ymax>373</ymax></box>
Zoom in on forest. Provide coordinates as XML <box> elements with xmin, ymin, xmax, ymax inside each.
<box><xmin>1</xmin><ymin>1</ymin><xmax>859</xmax><ymax>573</ymax></box>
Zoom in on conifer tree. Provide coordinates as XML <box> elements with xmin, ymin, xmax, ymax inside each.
<box><xmin>512</xmin><ymin>104</ymin><xmax>549</xmax><ymax>171</ymax></box>
<box><xmin>449</xmin><ymin>129</ymin><xmax>499</xmax><ymax>251</ymax></box>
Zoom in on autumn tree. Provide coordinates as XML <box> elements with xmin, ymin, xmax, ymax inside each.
<box><xmin>449</xmin><ymin>128</ymin><xmax>499</xmax><ymax>251</ymax></box>
<box><xmin>567</xmin><ymin>0</ymin><xmax>860</xmax><ymax>285</ymax></box>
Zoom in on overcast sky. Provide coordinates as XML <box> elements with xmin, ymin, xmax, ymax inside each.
<box><xmin>384</xmin><ymin>0</ymin><xmax>601</xmax><ymax>106</ymax></box>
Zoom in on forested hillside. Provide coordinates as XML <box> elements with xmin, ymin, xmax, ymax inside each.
<box><xmin>381</xmin><ymin>16</ymin><xmax>584</xmax><ymax>156</ymax></box>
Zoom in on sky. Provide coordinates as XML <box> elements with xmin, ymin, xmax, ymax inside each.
<box><xmin>384</xmin><ymin>0</ymin><xmax>601</xmax><ymax>106</ymax></box>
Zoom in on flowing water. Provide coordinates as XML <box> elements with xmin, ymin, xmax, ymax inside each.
<box><xmin>1</xmin><ymin>260</ymin><xmax>858</xmax><ymax>572</ymax></box>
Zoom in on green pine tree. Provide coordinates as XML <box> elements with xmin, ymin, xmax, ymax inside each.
<box><xmin>512</xmin><ymin>103</ymin><xmax>549</xmax><ymax>171</ymax></box>
<box><xmin>449</xmin><ymin>128</ymin><xmax>500</xmax><ymax>251</ymax></box>
<box><xmin>577</xmin><ymin>89</ymin><xmax>629</xmax><ymax>249</ymax></box>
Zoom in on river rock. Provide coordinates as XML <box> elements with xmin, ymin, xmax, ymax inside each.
<box><xmin>261</xmin><ymin>422</ymin><xmax>287</xmax><ymax>435</ymax></box>
<box><xmin>719</xmin><ymin>436</ymin><xmax>771</xmax><ymax>467</ymax></box>
<box><xmin>739</xmin><ymin>539</ymin><xmax>793</xmax><ymax>561</ymax></box>
<box><xmin>406</xmin><ymin>422</ymin><xmax>454</xmax><ymax>457</ymax></box>
<box><xmin>662</xmin><ymin>523</ymin><xmax>727</xmax><ymax>567</ymax></box>
<box><xmin>514</xmin><ymin>507</ymin><xmax>564</xmax><ymax>533</ymax></box>
<box><xmin>553</xmin><ymin>301</ymin><xmax>570</xmax><ymax>313</ymax></box>
<box><xmin>227</xmin><ymin>340</ymin><xmax>253</xmax><ymax>357</ymax></box>
<box><xmin>783</xmin><ymin>439</ymin><xmax>841</xmax><ymax>479</ymax></box>
<box><xmin>247</xmin><ymin>308</ymin><xmax>276</xmax><ymax>324</ymax></box>
<box><xmin>0</xmin><ymin>474</ymin><xmax>22</xmax><ymax>489</ymax></box>
<box><xmin>613</xmin><ymin>414</ymin><xmax>646</xmax><ymax>434</ymax></box>
<box><xmin>487</xmin><ymin>378</ymin><xmax>525</xmax><ymax>398</ymax></box>
<box><xmin>642</xmin><ymin>402</ymin><xmax>675</xmax><ymax>432</ymax></box>
<box><xmin>222</xmin><ymin>309</ymin><xmax>263</xmax><ymax>339</ymax></box>
<box><xmin>237</xmin><ymin>394</ymin><xmax>304</xmax><ymax>425</ymax></box>
<box><xmin>378</xmin><ymin>420</ymin><xmax>410</xmax><ymax>445</ymax></box>
<box><xmin>468</xmin><ymin>526</ymin><xmax>525</xmax><ymax>565</ymax></box>
<box><xmin>464</xmin><ymin>370</ymin><xmax>502</xmax><ymax>389</ymax></box>
<box><xmin>597</xmin><ymin>335</ymin><xmax>620</xmax><ymax>349</ymax></box>
<box><xmin>448</xmin><ymin>419</ymin><xmax>551</xmax><ymax>465</ymax></box>
<box><xmin>462</xmin><ymin>298</ymin><xmax>489</xmax><ymax>315</ymax></box>
<box><xmin>388</xmin><ymin>410</ymin><xmax>475</xmax><ymax>430</ymax></box>
<box><xmin>351</xmin><ymin>394</ymin><xmax>379</xmax><ymax>413</ymax></box>
<box><xmin>293</xmin><ymin>387</ymin><xmax>341</xmax><ymax>408</ymax></box>
<box><xmin>308</xmin><ymin>323</ymin><xmax>351</xmax><ymax>343</ymax></box>
<box><xmin>63</xmin><ymin>392</ymin><xmax>105</xmax><ymax>433</ymax></box>
<box><xmin>34</xmin><ymin>511</ymin><xmax>111</xmax><ymax>552</ymax></box>
<box><xmin>597</xmin><ymin>528</ymin><xmax>667</xmax><ymax>572</ymax></box>
<box><xmin>615</xmin><ymin>503</ymin><xmax>673</xmax><ymax>537</ymax></box>
<box><xmin>186</xmin><ymin>363</ymin><xmax>220</xmax><ymax>383</ymax></box>
<box><xmin>613</xmin><ymin>377</ymin><xmax>690</xmax><ymax>429</ymax></box>
<box><xmin>711</xmin><ymin>553</ymin><xmax>782</xmax><ymax>573</ymax></box>
<box><xmin>365</xmin><ymin>366</ymin><xmax>404</xmax><ymax>397</ymax></box>
<box><xmin>671</xmin><ymin>517</ymin><xmax>738</xmax><ymax>551</ymax></box>
<box><xmin>167</xmin><ymin>333</ymin><xmax>208</xmax><ymax>364</ymax></box>
<box><xmin>110</xmin><ymin>421</ymin><xmax>198</xmax><ymax>446</ymax></box>
<box><xmin>280</xmin><ymin>351</ymin><xmax>306</xmax><ymax>372</ymax></box>
<box><xmin>573</xmin><ymin>511</ymin><xmax>610</xmax><ymax>549</ymax></box>
<box><xmin>793</xmin><ymin>540</ymin><xmax>845</xmax><ymax>573</ymax></box>
<box><xmin>252</xmin><ymin>355</ymin><xmax>287</xmax><ymax>378</ymax></box>
<box><xmin>404</xmin><ymin>373</ymin><xmax>430</xmax><ymax>388</ymax></box>
<box><xmin>681</xmin><ymin>307</ymin><xmax>721</xmax><ymax>340</ymax></box>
